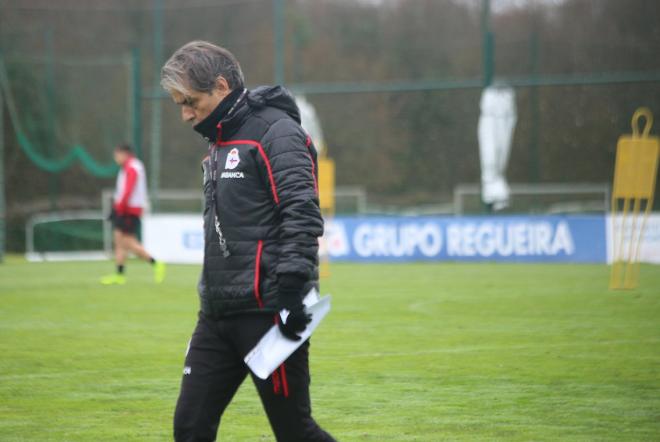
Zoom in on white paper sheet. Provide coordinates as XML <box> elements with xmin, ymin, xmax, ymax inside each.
<box><xmin>244</xmin><ymin>289</ymin><xmax>331</xmax><ymax>380</ymax></box>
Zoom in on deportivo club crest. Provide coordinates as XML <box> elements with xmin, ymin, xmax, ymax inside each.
<box><xmin>225</xmin><ymin>148</ymin><xmax>240</xmax><ymax>170</ymax></box>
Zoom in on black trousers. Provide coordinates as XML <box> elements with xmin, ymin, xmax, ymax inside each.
<box><xmin>173</xmin><ymin>312</ymin><xmax>336</xmax><ymax>442</ymax></box>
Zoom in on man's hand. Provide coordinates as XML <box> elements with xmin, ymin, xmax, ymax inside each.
<box><xmin>116</xmin><ymin>201</ymin><xmax>128</xmax><ymax>215</ymax></box>
<box><xmin>278</xmin><ymin>306</ymin><xmax>311</xmax><ymax>341</ymax></box>
<box><xmin>277</xmin><ymin>273</ymin><xmax>312</xmax><ymax>341</ymax></box>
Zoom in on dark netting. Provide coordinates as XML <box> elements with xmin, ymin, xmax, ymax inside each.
<box><xmin>1</xmin><ymin>0</ymin><xmax>659</xmax><ymax>253</ymax></box>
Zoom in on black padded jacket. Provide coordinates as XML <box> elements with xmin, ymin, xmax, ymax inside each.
<box><xmin>196</xmin><ymin>86</ymin><xmax>323</xmax><ymax>317</ymax></box>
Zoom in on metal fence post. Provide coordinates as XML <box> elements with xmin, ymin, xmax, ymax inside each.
<box><xmin>150</xmin><ymin>0</ymin><xmax>164</xmax><ymax>210</ymax></box>
<box><xmin>131</xmin><ymin>46</ymin><xmax>143</xmax><ymax>160</ymax></box>
<box><xmin>481</xmin><ymin>0</ymin><xmax>494</xmax><ymax>87</ymax></box>
<box><xmin>0</xmin><ymin>71</ymin><xmax>4</xmax><ymax>262</ymax></box>
<box><xmin>273</xmin><ymin>0</ymin><xmax>285</xmax><ymax>85</ymax></box>
<box><xmin>529</xmin><ymin>27</ymin><xmax>541</xmax><ymax>184</ymax></box>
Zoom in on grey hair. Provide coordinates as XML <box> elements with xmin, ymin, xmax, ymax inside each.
<box><xmin>160</xmin><ymin>41</ymin><xmax>245</xmax><ymax>95</ymax></box>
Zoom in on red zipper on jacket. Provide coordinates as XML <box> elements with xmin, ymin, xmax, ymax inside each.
<box><xmin>271</xmin><ymin>314</ymin><xmax>291</xmax><ymax>398</ymax></box>
<box><xmin>253</xmin><ymin>240</ymin><xmax>264</xmax><ymax>309</ymax></box>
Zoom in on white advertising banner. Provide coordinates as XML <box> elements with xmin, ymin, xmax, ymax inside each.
<box><xmin>142</xmin><ymin>213</ymin><xmax>660</xmax><ymax>265</ymax></box>
<box><xmin>143</xmin><ymin>214</ymin><xmax>204</xmax><ymax>264</ymax></box>
<box><xmin>606</xmin><ymin>213</ymin><xmax>660</xmax><ymax>264</ymax></box>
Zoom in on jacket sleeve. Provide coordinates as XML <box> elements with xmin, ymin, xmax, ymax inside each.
<box><xmin>259</xmin><ymin>118</ymin><xmax>324</xmax><ymax>280</ymax></box>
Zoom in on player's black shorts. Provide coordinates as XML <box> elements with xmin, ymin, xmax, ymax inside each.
<box><xmin>109</xmin><ymin>210</ymin><xmax>141</xmax><ymax>235</ymax></box>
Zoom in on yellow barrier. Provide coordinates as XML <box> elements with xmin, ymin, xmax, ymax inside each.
<box><xmin>609</xmin><ymin>108</ymin><xmax>659</xmax><ymax>289</ymax></box>
<box><xmin>318</xmin><ymin>157</ymin><xmax>336</xmax><ymax>213</ymax></box>
<box><xmin>318</xmin><ymin>157</ymin><xmax>335</xmax><ymax>279</ymax></box>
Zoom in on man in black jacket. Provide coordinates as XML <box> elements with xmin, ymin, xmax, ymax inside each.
<box><xmin>161</xmin><ymin>41</ymin><xmax>335</xmax><ymax>442</ymax></box>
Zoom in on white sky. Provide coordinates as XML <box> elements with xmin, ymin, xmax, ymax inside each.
<box><xmin>488</xmin><ymin>0</ymin><xmax>567</xmax><ymax>12</ymax></box>
<box><xmin>356</xmin><ymin>0</ymin><xmax>567</xmax><ymax>13</ymax></box>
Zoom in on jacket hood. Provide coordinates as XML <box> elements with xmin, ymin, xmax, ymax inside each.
<box><xmin>247</xmin><ymin>86</ymin><xmax>301</xmax><ymax>124</ymax></box>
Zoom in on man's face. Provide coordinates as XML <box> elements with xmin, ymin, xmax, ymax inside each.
<box><xmin>170</xmin><ymin>78</ymin><xmax>230</xmax><ymax>126</ymax></box>
<box><xmin>113</xmin><ymin>150</ymin><xmax>128</xmax><ymax>166</ymax></box>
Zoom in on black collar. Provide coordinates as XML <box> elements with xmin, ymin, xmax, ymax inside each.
<box><xmin>193</xmin><ymin>88</ymin><xmax>246</xmax><ymax>142</ymax></box>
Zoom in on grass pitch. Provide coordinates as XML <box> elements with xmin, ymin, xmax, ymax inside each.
<box><xmin>0</xmin><ymin>257</ymin><xmax>659</xmax><ymax>441</ymax></box>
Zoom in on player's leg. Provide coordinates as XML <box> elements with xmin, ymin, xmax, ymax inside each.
<box><xmin>115</xmin><ymin>229</ymin><xmax>128</xmax><ymax>269</ymax></box>
<box><xmin>101</xmin><ymin>229</ymin><xmax>127</xmax><ymax>284</ymax></box>
<box><xmin>122</xmin><ymin>217</ymin><xmax>166</xmax><ymax>283</ymax></box>
<box><xmin>251</xmin><ymin>341</ymin><xmax>336</xmax><ymax>442</ymax></box>
<box><xmin>174</xmin><ymin>313</ymin><xmax>248</xmax><ymax>442</ymax></box>
<box><xmin>123</xmin><ymin>233</ymin><xmax>152</xmax><ymax>261</ymax></box>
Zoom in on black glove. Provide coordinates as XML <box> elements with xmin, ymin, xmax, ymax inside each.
<box><xmin>277</xmin><ymin>274</ymin><xmax>312</xmax><ymax>341</ymax></box>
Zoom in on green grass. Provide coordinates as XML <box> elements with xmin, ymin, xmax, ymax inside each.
<box><xmin>0</xmin><ymin>257</ymin><xmax>659</xmax><ymax>441</ymax></box>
